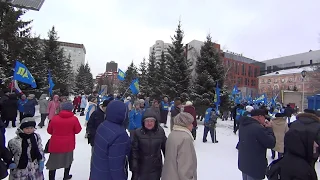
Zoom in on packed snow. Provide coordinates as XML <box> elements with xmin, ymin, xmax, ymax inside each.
<box><xmin>3</xmin><ymin>107</ymin><xmax>320</xmax><ymax>180</ymax></box>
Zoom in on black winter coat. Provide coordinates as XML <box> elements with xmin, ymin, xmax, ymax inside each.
<box><xmin>289</xmin><ymin>112</ymin><xmax>320</xmax><ymax>166</ymax></box>
<box><xmin>238</xmin><ymin>116</ymin><xmax>276</xmax><ymax>179</ymax></box>
<box><xmin>1</xmin><ymin>94</ymin><xmax>18</xmax><ymax>120</ymax></box>
<box><xmin>86</xmin><ymin>107</ymin><xmax>105</xmax><ymax>146</ymax></box>
<box><xmin>130</xmin><ymin>122</ymin><xmax>166</xmax><ymax>180</ymax></box>
<box><xmin>0</xmin><ymin>124</ymin><xmax>13</xmax><ymax>179</ymax></box>
<box><xmin>268</xmin><ymin>129</ymin><xmax>318</xmax><ymax>180</ymax></box>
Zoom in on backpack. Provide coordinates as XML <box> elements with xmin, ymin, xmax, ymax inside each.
<box><xmin>205</xmin><ymin>110</ymin><xmax>217</xmax><ymax>128</ymax></box>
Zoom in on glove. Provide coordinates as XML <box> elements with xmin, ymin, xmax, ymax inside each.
<box><xmin>8</xmin><ymin>163</ymin><xmax>16</xmax><ymax>169</ymax></box>
<box><xmin>38</xmin><ymin>161</ymin><xmax>44</xmax><ymax>172</ymax></box>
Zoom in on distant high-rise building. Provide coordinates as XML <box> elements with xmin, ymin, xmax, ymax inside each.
<box><xmin>106</xmin><ymin>61</ymin><xmax>118</xmax><ymax>72</ymax></box>
<box><xmin>59</xmin><ymin>41</ymin><xmax>86</xmax><ymax>73</ymax></box>
<box><xmin>149</xmin><ymin>40</ymin><xmax>172</xmax><ymax>60</ymax></box>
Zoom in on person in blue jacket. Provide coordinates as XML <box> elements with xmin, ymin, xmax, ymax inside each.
<box><xmin>203</xmin><ymin>104</ymin><xmax>218</xmax><ymax>143</ymax></box>
<box><xmin>17</xmin><ymin>94</ymin><xmax>28</xmax><ymax>122</ymax></box>
<box><xmin>90</xmin><ymin>100</ymin><xmax>131</xmax><ymax>180</ymax></box>
<box><xmin>128</xmin><ymin>101</ymin><xmax>144</xmax><ymax>137</ymax></box>
<box><xmin>234</xmin><ymin>105</ymin><xmax>245</xmax><ymax>134</ymax></box>
<box><xmin>160</xmin><ymin>97</ymin><xmax>169</xmax><ymax>128</ymax></box>
<box><xmin>23</xmin><ymin>94</ymin><xmax>38</xmax><ymax>117</ymax></box>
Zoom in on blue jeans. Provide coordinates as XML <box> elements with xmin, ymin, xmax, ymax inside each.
<box><xmin>242</xmin><ymin>173</ymin><xmax>262</xmax><ymax>180</ymax></box>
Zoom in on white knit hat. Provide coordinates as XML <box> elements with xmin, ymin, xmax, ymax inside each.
<box><xmin>174</xmin><ymin>112</ymin><xmax>194</xmax><ymax>127</ymax></box>
<box><xmin>185</xmin><ymin>101</ymin><xmax>193</xmax><ymax>106</ymax></box>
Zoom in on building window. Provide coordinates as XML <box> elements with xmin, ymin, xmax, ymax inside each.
<box><xmin>242</xmin><ymin>64</ymin><xmax>245</xmax><ymax>76</ymax></box>
<box><xmin>301</xmin><ymin>60</ymin><xmax>304</xmax><ymax>65</ymax></box>
<box><xmin>267</xmin><ymin>66</ymin><xmax>272</xmax><ymax>73</ymax></box>
<box><xmin>310</xmin><ymin>60</ymin><xmax>313</xmax><ymax>64</ymax></box>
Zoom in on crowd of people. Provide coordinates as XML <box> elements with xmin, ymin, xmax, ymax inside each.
<box><xmin>0</xmin><ymin>89</ymin><xmax>319</xmax><ymax>179</ymax></box>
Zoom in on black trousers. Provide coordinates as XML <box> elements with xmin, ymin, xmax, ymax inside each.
<box><xmin>19</xmin><ymin>111</ymin><xmax>24</xmax><ymax>122</ymax></box>
<box><xmin>5</xmin><ymin>119</ymin><xmax>16</xmax><ymax>127</ymax></box>
<box><xmin>203</xmin><ymin>126</ymin><xmax>217</xmax><ymax>142</ymax></box>
<box><xmin>234</xmin><ymin>120</ymin><xmax>240</xmax><ymax>133</ymax></box>
<box><xmin>38</xmin><ymin>114</ymin><xmax>48</xmax><ymax>127</ymax></box>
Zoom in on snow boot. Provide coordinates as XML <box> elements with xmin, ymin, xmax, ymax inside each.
<box><xmin>49</xmin><ymin>170</ymin><xmax>56</xmax><ymax>180</ymax></box>
<box><xmin>63</xmin><ymin>166</ymin><xmax>72</xmax><ymax>180</ymax></box>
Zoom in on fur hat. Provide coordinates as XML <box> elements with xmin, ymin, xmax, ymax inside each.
<box><xmin>173</xmin><ymin>112</ymin><xmax>194</xmax><ymax>127</ymax></box>
<box><xmin>60</xmin><ymin>102</ymin><xmax>73</xmax><ymax>111</ymax></box>
<box><xmin>185</xmin><ymin>101</ymin><xmax>193</xmax><ymax>106</ymax></box>
<box><xmin>20</xmin><ymin>117</ymin><xmax>36</xmax><ymax>129</ymax></box>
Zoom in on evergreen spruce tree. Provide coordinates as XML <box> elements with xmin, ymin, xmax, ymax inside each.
<box><xmin>156</xmin><ymin>51</ymin><xmax>168</xmax><ymax>96</ymax></box>
<box><xmin>0</xmin><ymin>2</ymin><xmax>32</xmax><ymax>85</ymax></box>
<box><xmin>138</xmin><ymin>58</ymin><xmax>148</xmax><ymax>93</ymax></box>
<box><xmin>75</xmin><ymin>63</ymin><xmax>93</xmax><ymax>94</ymax></box>
<box><xmin>166</xmin><ymin>21</ymin><xmax>191</xmax><ymax>98</ymax></box>
<box><xmin>193</xmin><ymin>34</ymin><xmax>225</xmax><ymax>99</ymax></box>
<box><xmin>118</xmin><ymin>61</ymin><xmax>138</xmax><ymax>95</ymax></box>
<box><xmin>147</xmin><ymin>48</ymin><xmax>158</xmax><ymax>97</ymax></box>
<box><xmin>43</xmin><ymin>26</ymin><xmax>68</xmax><ymax>90</ymax></box>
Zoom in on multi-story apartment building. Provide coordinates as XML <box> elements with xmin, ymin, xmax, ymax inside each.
<box><xmin>149</xmin><ymin>40</ymin><xmax>172</xmax><ymax>60</ymax></box>
<box><xmin>106</xmin><ymin>61</ymin><xmax>118</xmax><ymax>72</ymax></box>
<box><xmin>59</xmin><ymin>41</ymin><xmax>86</xmax><ymax>73</ymax></box>
<box><xmin>261</xmin><ymin>49</ymin><xmax>320</xmax><ymax>75</ymax></box>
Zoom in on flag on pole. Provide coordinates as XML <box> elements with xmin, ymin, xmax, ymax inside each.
<box><xmin>129</xmin><ymin>79</ymin><xmax>139</xmax><ymax>95</ymax></box>
<box><xmin>48</xmin><ymin>70</ymin><xmax>55</xmax><ymax>96</ymax></box>
<box><xmin>117</xmin><ymin>69</ymin><xmax>126</xmax><ymax>81</ymax></box>
<box><xmin>13</xmin><ymin>61</ymin><xmax>37</xmax><ymax>88</ymax></box>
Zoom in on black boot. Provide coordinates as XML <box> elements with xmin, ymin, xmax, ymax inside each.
<box><xmin>63</xmin><ymin>165</ymin><xmax>72</xmax><ymax>180</ymax></box>
<box><xmin>49</xmin><ymin>170</ymin><xmax>56</xmax><ymax>180</ymax></box>
<box><xmin>12</xmin><ymin>120</ymin><xmax>16</xmax><ymax>127</ymax></box>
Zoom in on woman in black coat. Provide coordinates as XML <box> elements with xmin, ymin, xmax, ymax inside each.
<box><xmin>130</xmin><ymin>108</ymin><xmax>167</xmax><ymax>180</ymax></box>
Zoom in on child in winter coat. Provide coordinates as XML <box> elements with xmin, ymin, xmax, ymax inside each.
<box><xmin>7</xmin><ymin>116</ymin><xmax>45</xmax><ymax>180</ymax></box>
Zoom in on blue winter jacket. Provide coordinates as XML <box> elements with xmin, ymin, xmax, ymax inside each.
<box><xmin>23</xmin><ymin>99</ymin><xmax>38</xmax><ymax>116</ymax></box>
<box><xmin>80</xmin><ymin>95</ymin><xmax>87</xmax><ymax>108</ymax></box>
<box><xmin>17</xmin><ymin>99</ymin><xmax>28</xmax><ymax>112</ymax></box>
<box><xmin>161</xmin><ymin>101</ymin><xmax>169</xmax><ymax>111</ymax></box>
<box><xmin>236</xmin><ymin>108</ymin><xmax>245</xmax><ymax>121</ymax></box>
<box><xmin>204</xmin><ymin>108</ymin><xmax>213</xmax><ymax>123</ymax></box>
<box><xmin>90</xmin><ymin>100</ymin><xmax>131</xmax><ymax>180</ymax></box>
<box><xmin>128</xmin><ymin>109</ymin><xmax>143</xmax><ymax>130</ymax></box>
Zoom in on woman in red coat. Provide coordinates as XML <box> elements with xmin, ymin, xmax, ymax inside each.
<box><xmin>46</xmin><ymin>101</ymin><xmax>82</xmax><ymax>180</ymax></box>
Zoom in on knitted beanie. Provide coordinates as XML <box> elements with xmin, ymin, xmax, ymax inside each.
<box><xmin>60</xmin><ymin>102</ymin><xmax>73</xmax><ymax>111</ymax></box>
<box><xmin>173</xmin><ymin>112</ymin><xmax>194</xmax><ymax>127</ymax></box>
<box><xmin>20</xmin><ymin>117</ymin><xmax>36</xmax><ymax>129</ymax></box>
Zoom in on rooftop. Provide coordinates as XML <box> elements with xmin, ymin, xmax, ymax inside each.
<box><xmin>262</xmin><ymin>49</ymin><xmax>320</xmax><ymax>64</ymax></box>
<box><xmin>260</xmin><ymin>66</ymin><xmax>315</xmax><ymax>77</ymax></box>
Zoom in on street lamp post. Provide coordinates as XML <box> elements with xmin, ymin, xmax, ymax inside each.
<box><xmin>301</xmin><ymin>70</ymin><xmax>307</xmax><ymax>111</ymax></box>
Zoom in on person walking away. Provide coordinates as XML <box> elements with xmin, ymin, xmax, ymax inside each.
<box><xmin>203</xmin><ymin>104</ymin><xmax>218</xmax><ymax>143</ymax></box>
<box><xmin>23</xmin><ymin>94</ymin><xmax>38</xmax><ymax>117</ymax></box>
<box><xmin>38</xmin><ymin>94</ymin><xmax>49</xmax><ymax>128</ymax></box>
<box><xmin>90</xmin><ymin>100</ymin><xmax>131</xmax><ymax>180</ymax></box>
<box><xmin>85</xmin><ymin>98</ymin><xmax>98</xmax><ymax>138</ymax></box>
<box><xmin>170</xmin><ymin>97</ymin><xmax>182</xmax><ymax>131</ymax></box>
<box><xmin>46</xmin><ymin>102</ymin><xmax>82</xmax><ymax>180</ymax></box>
<box><xmin>1</xmin><ymin>94</ymin><xmax>18</xmax><ymax>127</ymax></box>
<box><xmin>183</xmin><ymin>101</ymin><xmax>197</xmax><ymax>140</ymax></box>
<box><xmin>160</xmin><ymin>97</ymin><xmax>169</xmax><ymax>128</ymax></box>
<box><xmin>266</xmin><ymin>129</ymin><xmax>318</xmax><ymax>180</ymax></box>
<box><xmin>130</xmin><ymin>109</ymin><xmax>167</xmax><ymax>180</ymax></box>
<box><xmin>17</xmin><ymin>94</ymin><xmax>28</xmax><ymax>122</ymax></box>
<box><xmin>87</xmin><ymin>100</ymin><xmax>111</xmax><ymax>150</ymax></box>
<box><xmin>238</xmin><ymin>109</ymin><xmax>276</xmax><ymax>180</ymax></box>
<box><xmin>162</xmin><ymin>112</ymin><xmax>197</xmax><ymax>180</ymax></box>
<box><xmin>72</xmin><ymin>96</ymin><xmax>80</xmax><ymax>114</ymax></box>
<box><xmin>80</xmin><ymin>95</ymin><xmax>87</xmax><ymax>116</ymax></box>
<box><xmin>284</xmin><ymin>104</ymin><xmax>294</xmax><ymax>124</ymax></box>
<box><xmin>8</xmin><ymin>116</ymin><xmax>45</xmax><ymax>179</ymax></box>
<box><xmin>289</xmin><ymin>109</ymin><xmax>320</xmax><ymax>167</ymax></box>
<box><xmin>47</xmin><ymin>95</ymin><xmax>60</xmax><ymax>121</ymax></box>
<box><xmin>270</xmin><ymin>113</ymin><xmax>288</xmax><ymax>159</ymax></box>
<box><xmin>128</xmin><ymin>101</ymin><xmax>143</xmax><ymax>137</ymax></box>
<box><xmin>76</xmin><ymin>94</ymin><xmax>81</xmax><ymax>112</ymax></box>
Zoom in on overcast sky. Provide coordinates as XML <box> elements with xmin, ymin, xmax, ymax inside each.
<box><xmin>22</xmin><ymin>0</ymin><xmax>320</xmax><ymax>77</ymax></box>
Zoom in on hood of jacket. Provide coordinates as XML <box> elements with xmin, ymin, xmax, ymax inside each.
<box><xmin>39</xmin><ymin>94</ymin><xmax>47</xmax><ymax>100</ymax></box>
<box><xmin>53</xmin><ymin>95</ymin><xmax>59</xmax><ymax>101</ymax></box>
<box><xmin>296</xmin><ymin>113</ymin><xmax>320</xmax><ymax>125</ymax></box>
<box><xmin>82</xmin><ymin>95</ymin><xmax>86</xmax><ymax>99</ymax></box>
<box><xmin>141</xmin><ymin>108</ymin><xmax>159</xmax><ymax>132</ymax></box>
<box><xmin>105</xmin><ymin>100</ymin><xmax>128</xmax><ymax>125</ymax></box>
<box><xmin>272</xmin><ymin>117</ymin><xmax>287</xmax><ymax>125</ymax></box>
<box><xmin>58</xmin><ymin>110</ymin><xmax>75</xmax><ymax>118</ymax></box>
<box><xmin>284</xmin><ymin>128</ymin><xmax>315</xmax><ymax>163</ymax></box>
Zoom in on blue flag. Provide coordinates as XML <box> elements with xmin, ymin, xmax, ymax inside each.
<box><xmin>214</xmin><ymin>83</ymin><xmax>221</xmax><ymax>112</ymax></box>
<box><xmin>48</xmin><ymin>70</ymin><xmax>55</xmax><ymax>96</ymax></box>
<box><xmin>232</xmin><ymin>85</ymin><xmax>239</xmax><ymax>95</ymax></box>
<box><xmin>129</xmin><ymin>78</ymin><xmax>139</xmax><ymax>95</ymax></box>
<box><xmin>117</xmin><ymin>69</ymin><xmax>126</xmax><ymax>81</ymax></box>
<box><xmin>13</xmin><ymin>61</ymin><xmax>37</xmax><ymax>88</ymax></box>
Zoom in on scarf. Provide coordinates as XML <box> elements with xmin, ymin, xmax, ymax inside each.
<box><xmin>172</xmin><ymin>125</ymin><xmax>194</xmax><ymax>141</ymax></box>
<box><xmin>17</xmin><ymin>133</ymin><xmax>42</xmax><ymax>169</ymax></box>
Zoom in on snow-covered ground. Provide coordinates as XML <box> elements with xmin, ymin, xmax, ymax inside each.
<box><xmin>3</xmin><ymin>108</ymin><xmax>320</xmax><ymax>180</ymax></box>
